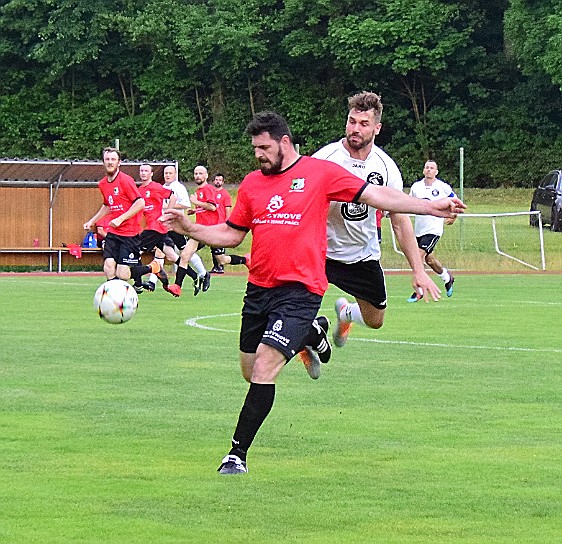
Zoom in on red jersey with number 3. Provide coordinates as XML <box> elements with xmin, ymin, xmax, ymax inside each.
<box><xmin>227</xmin><ymin>156</ymin><xmax>367</xmax><ymax>296</ymax></box>
<box><xmin>98</xmin><ymin>171</ymin><xmax>143</xmax><ymax>236</ymax></box>
<box><xmin>193</xmin><ymin>183</ymin><xmax>219</xmax><ymax>225</ymax></box>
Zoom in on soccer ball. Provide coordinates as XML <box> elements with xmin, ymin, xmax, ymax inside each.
<box><xmin>93</xmin><ymin>279</ymin><xmax>138</xmax><ymax>324</ymax></box>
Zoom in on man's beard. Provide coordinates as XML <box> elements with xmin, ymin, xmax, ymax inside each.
<box><xmin>259</xmin><ymin>150</ymin><xmax>284</xmax><ymax>175</ymax></box>
<box><xmin>346</xmin><ymin>131</ymin><xmax>375</xmax><ymax>151</ymax></box>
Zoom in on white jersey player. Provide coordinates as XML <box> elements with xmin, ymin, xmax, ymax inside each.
<box><xmin>313</xmin><ymin>91</ymin><xmax>442</xmax><ymax>350</ymax></box>
<box><xmin>407</xmin><ymin>160</ymin><xmax>456</xmax><ymax>302</ymax></box>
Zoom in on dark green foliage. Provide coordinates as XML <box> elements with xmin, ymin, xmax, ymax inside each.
<box><xmin>0</xmin><ymin>0</ymin><xmax>561</xmax><ymax>186</ymax></box>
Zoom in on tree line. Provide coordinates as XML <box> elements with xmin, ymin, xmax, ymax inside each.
<box><xmin>1</xmin><ymin>0</ymin><xmax>561</xmax><ymax>187</ymax></box>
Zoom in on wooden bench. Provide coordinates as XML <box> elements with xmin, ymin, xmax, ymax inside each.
<box><xmin>0</xmin><ymin>247</ymin><xmax>102</xmax><ymax>272</ymax></box>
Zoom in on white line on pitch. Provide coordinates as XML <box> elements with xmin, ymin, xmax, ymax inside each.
<box><xmin>184</xmin><ymin>314</ymin><xmax>562</xmax><ymax>354</ymax></box>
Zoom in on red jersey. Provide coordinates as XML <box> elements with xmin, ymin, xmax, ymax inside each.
<box><xmin>141</xmin><ymin>181</ymin><xmax>173</xmax><ymax>234</ymax></box>
<box><xmin>98</xmin><ymin>171</ymin><xmax>143</xmax><ymax>236</ymax></box>
<box><xmin>193</xmin><ymin>183</ymin><xmax>219</xmax><ymax>225</ymax></box>
<box><xmin>228</xmin><ymin>156</ymin><xmax>367</xmax><ymax>296</ymax></box>
<box><xmin>215</xmin><ymin>187</ymin><xmax>233</xmax><ymax>223</ymax></box>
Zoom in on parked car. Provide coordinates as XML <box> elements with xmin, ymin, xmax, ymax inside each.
<box><xmin>530</xmin><ymin>169</ymin><xmax>562</xmax><ymax>231</ymax></box>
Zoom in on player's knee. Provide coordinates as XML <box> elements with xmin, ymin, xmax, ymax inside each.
<box><xmin>365</xmin><ymin>317</ymin><xmax>384</xmax><ymax>330</ymax></box>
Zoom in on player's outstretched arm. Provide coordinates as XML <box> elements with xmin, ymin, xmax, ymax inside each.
<box><xmin>159</xmin><ymin>209</ymin><xmax>245</xmax><ymax>248</ymax></box>
<box><xmin>359</xmin><ymin>185</ymin><xmax>466</xmax><ymax>218</ymax></box>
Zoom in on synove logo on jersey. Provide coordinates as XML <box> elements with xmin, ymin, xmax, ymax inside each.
<box><xmin>254</xmin><ymin>194</ymin><xmax>302</xmax><ymax>226</ymax></box>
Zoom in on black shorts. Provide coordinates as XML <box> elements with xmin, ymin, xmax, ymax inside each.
<box><xmin>103</xmin><ymin>232</ymin><xmax>141</xmax><ymax>266</ymax></box>
<box><xmin>166</xmin><ymin>231</ymin><xmax>188</xmax><ymax>251</ymax></box>
<box><xmin>211</xmin><ymin>247</ymin><xmax>226</xmax><ymax>256</ymax></box>
<box><xmin>417</xmin><ymin>234</ymin><xmax>440</xmax><ymax>255</ymax></box>
<box><xmin>139</xmin><ymin>229</ymin><xmax>166</xmax><ymax>252</ymax></box>
<box><xmin>240</xmin><ymin>282</ymin><xmax>322</xmax><ymax>361</ymax></box>
<box><xmin>326</xmin><ymin>258</ymin><xmax>387</xmax><ymax>310</ymax></box>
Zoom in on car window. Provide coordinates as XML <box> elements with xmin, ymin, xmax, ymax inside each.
<box><xmin>556</xmin><ymin>172</ymin><xmax>562</xmax><ymax>192</ymax></box>
<box><xmin>539</xmin><ymin>173</ymin><xmax>557</xmax><ymax>189</ymax></box>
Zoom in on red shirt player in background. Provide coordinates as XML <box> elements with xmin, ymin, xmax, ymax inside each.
<box><xmin>165</xmin><ymin>165</ymin><xmax>214</xmax><ymax>297</ymax></box>
<box><xmin>160</xmin><ymin>111</ymin><xmax>465</xmax><ymax>475</ymax></box>
<box><xmin>84</xmin><ymin>147</ymin><xmax>162</xmax><ymax>282</ymax></box>
<box><xmin>210</xmin><ymin>172</ymin><xmax>249</xmax><ymax>274</ymax></box>
<box><xmin>130</xmin><ymin>163</ymin><xmax>178</xmax><ymax>293</ymax></box>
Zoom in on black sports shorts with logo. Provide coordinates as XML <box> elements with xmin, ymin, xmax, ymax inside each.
<box><xmin>240</xmin><ymin>282</ymin><xmax>322</xmax><ymax>361</ymax></box>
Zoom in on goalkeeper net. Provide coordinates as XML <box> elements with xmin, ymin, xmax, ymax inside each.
<box><xmin>385</xmin><ymin>211</ymin><xmax>546</xmax><ymax>271</ymax></box>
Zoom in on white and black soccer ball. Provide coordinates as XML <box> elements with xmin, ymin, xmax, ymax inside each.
<box><xmin>93</xmin><ymin>279</ymin><xmax>138</xmax><ymax>324</ymax></box>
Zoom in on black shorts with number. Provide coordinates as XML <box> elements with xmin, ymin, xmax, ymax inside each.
<box><xmin>326</xmin><ymin>258</ymin><xmax>387</xmax><ymax>310</ymax></box>
<box><xmin>103</xmin><ymin>232</ymin><xmax>141</xmax><ymax>266</ymax></box>
<box><xmin>417</xmin><ymin>234</ymin><xmax>440</xmax><ymax>255</ymax></box>
<box><xmin>240</xmin><ymin>282</ymin><xmax>322</xmax><ymax>361</ymax></box>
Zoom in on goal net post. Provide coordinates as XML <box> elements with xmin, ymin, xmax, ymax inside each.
<box><xmin>386</xmin><ymin>211</ymin><xmax>546</xmax><ymax>271</ymax></box>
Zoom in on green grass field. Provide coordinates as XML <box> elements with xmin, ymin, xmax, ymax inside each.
<box><xmin>0</xmin><ymin>273</ymin><xmax>560</xmax><ymax>543</ymax></box>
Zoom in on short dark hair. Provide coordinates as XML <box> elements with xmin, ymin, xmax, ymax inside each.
<box><xmin>348</xmin><ymin>92</ymin><xmax>383</xmax><ymax>123</ymax></box>
<box><xmin>103</xmin><ymin>147</ymin><xmax>121</xmax><ymax>160</ymax></box>
<box><xmin>214</xmin><ymin>172</ymin><xmax>224</xmax><ymax>179</ymax></box>
<box><xmin>246</xmin><ymin>111</ymin><xmax>293</xmax><ymax>143</ymax></box>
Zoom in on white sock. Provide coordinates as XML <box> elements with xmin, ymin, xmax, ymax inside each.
<box><xmin>439</xmin><ymin>268</ymin><xmax>450</xmax><ymax>283</ymax></box>
<box><xmin>148</xmin><ymin>273</ymin><xmax>157</xmax><ymax>285</ymax></box>
<box><xmin>190</xmin><ymin>253</ymin><xmax>206</xmax><ymax>276</ymax></box>
<box><xmin>340</xmin><ymin>302</ymin><xmax>366</xmax><ymax>326</ymax></box>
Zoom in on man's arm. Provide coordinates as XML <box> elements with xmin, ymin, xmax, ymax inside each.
<box><xmin>159</xmin><ymin>208</ymin><xmax>246</xmax><ymax>248</ymax></box>
<box><xmin>389</xmin><ymin>212</ymin><xmax>441</xmax><ymax>301</ymax></box>
<box><xmin>110</xmin><ymin>198</ymin><xmax>145</xmax><ymax>228</ymax></box>
<box><xmin>190</xmin><ymin>193</ymin><xmax>217</xmax><ymax>211</ymax></box>
<box><xmin>359</xmin><ymin>184</ymin><xmax>465</xmax><ymax>218</ymax></box>
<box><xmin>84</xmin><ymin>204</ymin><xmax>110</xmax><ymax>231</ymax></box>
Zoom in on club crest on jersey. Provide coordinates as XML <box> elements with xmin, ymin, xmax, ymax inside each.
<box><xmin>113</xmin><ymin>187</ymin><xmax>119</xmax><ymax>195</ymax></box>
<box><xmin>267</xmin><ymin>195</ymin><xmax>284</xmax><ymax>213</ymax></box>
<box><xmin>432</xmin><ymin>189</ymin><xmax>440</xmax><ymax>197</ymax></box>
<box><xmin>290</xmin><ymin>178</ymin><xmax>305</xmax><ymax>192</ymax></box>
<box><xmin>145</xmin><ymin>190</ymin><xmax>151</xmax><ymax>198</ymax></box>
<box><xmin>341</xmin><ymin>202</ymin><xmax>369</xmax><ymax>222</ymax></box>
<box><xmin>367</xmin><ymin>172</ymin><xmax>384</xmax><ymax>185</ymax></box>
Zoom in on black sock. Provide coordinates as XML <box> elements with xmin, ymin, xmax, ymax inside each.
<box><xmin>175</xmin><ymin>265</ymin><xmax>187</xmax><ymax>287</ymax></box>
<box><xmin>186</xmin><ymin>265</ymin><xmax>198</xmax><ymax>280</ymax></box>
<box><xmin>229</xmin><ymin>383</ymin><xmax>275</xmax><ymax>461</ymax></box>
<box><xmin>130</xmin><ymin>264</ymin><xmax>151</xmax><ymax>286</ymax></box>
<box><xmin>229</xmin><ymin>255</ymin><xmax>245</xmax><ymax>266</ymax></box>
<box><xmin>212</xmin><ymin>254</ymin><xmax>219</xmax><ymax>269</ymax></box>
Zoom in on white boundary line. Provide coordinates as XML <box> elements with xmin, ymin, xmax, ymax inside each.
<box><xmin>184</xmin><ymin>313</ymin><xmax>562</xmax><ymax>354</ymax></box>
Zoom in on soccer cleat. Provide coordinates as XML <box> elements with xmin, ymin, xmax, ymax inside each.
<box><xmin>333</xmin><ymin>297</ymin><xmax>353</xmax><ymax>347</ymax></box>
<box><xmin>243</xmin><ymin>253</ymin><xmax>251</xmax><ymax>269</ymax></box>
<box><xmin>142</xmin><ymin>281</ymin><xmax>155</xmax><ymax>292</ymax></box>
<box><xmin>445</xmin><ymin>274</ymin><xmax>455</xmax><ymax>297</ymax></box>
<box><xmin>217</xmin><ymin>454</ymin><xmax>248</xmax><ymax>475</ymax></box>
<box><xmin>210</xmin><ymin>266</ymin><xmax>224</xmax><ymax>274</ymax></box>
<box><xmin>407</xmin><ymin>292</ymin><xmax>421</xmax><ymax>303</ymax></box>
<box><xmin>312</xmin><ymin>316</ymin><xmax>331</xmax><ymax>363</ymax></box>
<box><xmin>165</xmin><ymin>284</ymin><xmax>181</xmax><ymax>297</ymax></box>
<box><xmin>156</xmin><ymin>267</ymin><xmax>169</xmax><ymax>288</ymax></box>
<box><xmin>201</xmin><ymin>272</ymin><xmax>211</xmax><ymax>292</ymax></box>
<box><xmin>133</xmin><ymin>284</ymin><xmax>143</xmax><ymax>294</ymax></box>
<box><xmin>193</xmin><ymin>278</ymin><xmax>201</xmax><ymax>296</ymax></box>
<box><xmin>299</xmin><ymin>346</ymin><xmax>321</xmax><ymax>380</ymax></box>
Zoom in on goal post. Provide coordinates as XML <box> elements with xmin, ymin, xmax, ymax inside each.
<box><xmin>387</xmin><ymin>211</ymin><xmax>546</xmax><ymax>271</ymax></box>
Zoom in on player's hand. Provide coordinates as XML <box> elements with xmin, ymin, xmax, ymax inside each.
<box><xmin>413</xmin><ymin>270</ymin><xmax>441</xmax><ymax>302</ymax></box>
<box><xmin>83</xmin><ymin>222</ymin><xmax>93</xmax><ymax>231</ymax></box>
<box><xmin>110</xmin><ymin>217</ymin><xmax>123</xmax><ymax>228</ymax></box>
<box><xmin>431</xmin><ymin>196</ymin><xmax>466</xmax><ymax>219</ymax></box>
<box><xmin>159</xmin><ymin>208</ymin><xmax>193</xmax><ymax>234</ymax></box>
